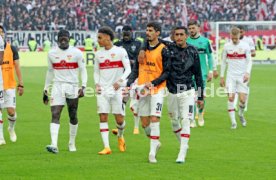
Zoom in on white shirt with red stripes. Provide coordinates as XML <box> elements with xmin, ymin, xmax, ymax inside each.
<box><xmin>44</xmin><ymin>46</ymin><xmax>87</xmax><ymax>89</ymax></box>
<box><xmin>94</xmin><ymin>45</ymin><xmax>131</xmax><ymax>90</ymax></box>
<box><xmin>220</xmin><ymin>40</ymin><xmax>252</xmax><ymax>77</ymax></box>
<box><xmin>0</xmin><ymin>36</ymin><xmax>4</xmax><ymax>88</ymax></box>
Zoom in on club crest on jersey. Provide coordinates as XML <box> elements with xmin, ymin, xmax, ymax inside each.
<box><xmin>111</xmin><ymin>53</ymin><xmax>116</xmax><ymax>59</ymax></box>
<box><xmin>131</xmin><ymin>45</ymin><xmax>136</xmax><ymax>51</ymax></box>
<box><xmin>104</xmin><ymin>59</ymin><xmax>111</xmax><ymax>65</ymax></box>
<box><xmin>67</xmin><ymin>55</ymin><xmax>73</xmax><ymax>61</ymax></box>
<box><xmin>233</xmin><ymin>52</ymin><xmax>238</xmax><ymax>56</ymax></box>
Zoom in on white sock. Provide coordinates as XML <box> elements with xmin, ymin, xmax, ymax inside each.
<box><xmin>69</xmin><ymin>123</ymin><xmax>78</xmax><ymax>145</ymax></box>
<box><xmin>134</xmin><ymin>115</ymin><xmax>139</xmax><ymax>129</ymax></box>
<box><xmin>0</xmin><ymin>112</ymin><xmax>3</xmax><ymax>139</ymax></box>
<box><xmin>239</xmin><ymin>103</ymin><xmax>246</xmax><ymax>116</ymax></box>
<box><xmin>8</xmin><ymin>113</ymin><xmax>17</xmax><ymax>130</ymax></box>
<box><xmin>143</xmin><ymin>125</ymin><xmax>151</xmax><ymax>137</ymax></box>
<box><xmin>149</xmin><ymin>122</ymin><xmax>160</xmax><ymax>155</ymax></box>
<box><xmin>228</xmin><ymin>101</ymin><xmax>236</xmax><ymax>125</ymax></box>
<box><xmin>180</xmin><ymin>118</ymin><xmax>190</xmax><ymax>150</ymax></box>
<box><xmin>171</xmin><ymin>118</ymin><xmax>181</xmax><ymax>143</ymax></box>
<box><xmin>100</xmin><ymin>122</ymin><xmax>110</xmax><ymax>148</ymax></box>
<box><xmin>50</xmin><ymin>123</ymin><xmax>60</xmax><ymax>147</ymax></box>
<box><xmin>116</xmin><ymin>121</ymin><xmax>125</xmax><ymax>138</ymax></box>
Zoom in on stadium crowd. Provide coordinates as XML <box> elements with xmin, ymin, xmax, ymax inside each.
<box><xmin>0</xmin><ymin>0</ymin><xmax>275</xmax><ymax>31</ymax></box>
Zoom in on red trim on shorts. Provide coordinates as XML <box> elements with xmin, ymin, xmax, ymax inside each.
<box><xmin>0</xmin><ymin>120</ymin><xmax>3</xmax><ymax>124</ymax></box>
<box><xmin>181</xmin><ymin>134</ymin><xmax>190</xmax><ymax>138</ymax></box>
<box><xmin>53</xmin><ymin>62</ymin><xmax>79</xmax><ymax>69</ymax></box>
<box><xmin>228</xmin><ymin>109</ymin><xmax>235</xmax><ymax>112</ymax></box>
<box><xmin>150</xmin><ymin>136</ymin><xmax>160</xmax><ymax>140</ymax></box>
<box><xmin>99</xmin><ymin>60</ymin><xmax>123</xmax><ymax>69</ymax></box>
<box><xmin>100</xmin><ymin>128</ymin><xmax>109</xmax><ymax>132</ymax></box>
<box><xmin>174</xmin><ymin>128</ymin><xmax>182</xmax><ymax>133</ymax></box>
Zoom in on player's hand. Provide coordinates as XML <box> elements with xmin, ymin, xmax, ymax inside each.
<box><xmin>197</xmin><ymin>100</ymin><xmax>204</xmax><ymax>109</ymax></box>
<box><xmin>207</xmin><ymin>72</ymin><xmax>213</xmax><ymax>82</ymax></box>
<box><xmin>243</xmin><ymin>73</ymin><xmax>250</xmax><ymax>83</ymax></box>
<box><xmin>113</xmin><ymin>79</ymin><xmax>123</xmax><ymax>91</ymax></box>
<box><xmin>78</xmin><ymin>86</ymin><xmax>86</xmax><ymax>98</ymax></box>
<box><xmin>43</xmin><ymin>90</ymin><xmax>49</xmax><ymax>105</ymax></box>
<box><xmin>220</xmin><ymin>78</ymin><xmax>225</xmax><ymax>87</ymax></box>
<box><xmin>96</xmin><ymin>84</ymin><xmax>102</xmax><ymax>94</ymax></box>
<box><xmin>17</xmin><ymin>84</ymin><xmax>24</xmax><ymax>96</ymax></box>
<box><xmin>144</xmin><ymin>82</ymin><xmax>153</xmax><ymax>89</ymax></box>
<box><xmin>213</xmin><ymin>70</ymin><xmax>219</xmax><ymax>79</ymax></box>
<box><xmin>138</xmin><ymin>50</ymin><xmax>145</xmax><ymax>64</ymax></box>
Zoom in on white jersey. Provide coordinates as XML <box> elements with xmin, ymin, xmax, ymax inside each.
<box><xmin>241</xmin><ymin>36</ymin><xmax>255</xmax><ymax>51</ymax></box>
<box><xmin>44</xmin><ymin>46</ymin><xmax>87</xmax><ymax>89</ymax></box>
<box><xmin>94</xmin><ymin>45</ymin><xmax>131</xmax><ymax>91</ymax></box>
<box><xmin>0</xmin><ymin>36</ymin><xmax>4</xmax><ymax>86</ymax></box>
<box><xmin>220</xmin><ymin>41</ymin><xmax>252</xmax><ymax>77</ymax></box>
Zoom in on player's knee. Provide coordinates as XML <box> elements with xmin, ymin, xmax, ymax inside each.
<box><xmin>99</xmin><ymin>113</ymin><xmax>108</xmax><ymax>122</ymax></box>
<box><xmin>114</xmin><ymin>114</ymin><xmax>124</xmax><ymax>125</ymax></box>
<box><xmin>150</xmin><ymin>116</ymin><xmax>160</xmax><ymax>123</ymax></box>
<box><xmin>51</xmin><ymin>106</ymin><xmax>63</xmax><ymax>123</ymax></box>
<box><xmin>228</xmin><ymin>97</ymin><xmax>235</xmax><ymax>102</ymax></box>
<box><xmin>7</xmin><ymin>108</ymin><xmax>15</xmax><ymax>116</ymax></box>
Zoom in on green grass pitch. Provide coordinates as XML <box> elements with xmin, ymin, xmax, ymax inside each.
<box><xmin>0</xmin><ymin>64</ymin><xmax>275</xmax><ymax>179</ymax></box>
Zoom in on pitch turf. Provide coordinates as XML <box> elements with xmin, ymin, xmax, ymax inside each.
<box><xmin>0</xmin><ymin>65</ymin><xmax>275</xmax><ymax>179</ymax></box>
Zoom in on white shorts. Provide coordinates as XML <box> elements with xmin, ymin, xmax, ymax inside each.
<box><xmin>96</xmin><ymin>89</ymin><xmax>125</xmax><ymax>116</ymax></box>
<box><xmin>138</xmin><ymin>89</ymin><xmax>164</xmax><ymax>117</ymax></box>
<box><xmin>130</xmin><ymin>93</ymin><xmax>139</xmax><ymax>115</ymax></box>
<box><xmin>0</xmin><ymin>89</ymin><xmax>16</xmax><ymax>108</ymax></box>
<box><xmin>226</xmin><ymin>75</ymin><xmax>249</xmax><ymax>94</ymax></box>
<box><xmin>167</xmin><ymin>89</ymin><xmax>195</xmax><ymax>120</ymax></box>
<box><xmin>50</xmin><ymin>83</ymin><xmax>79</xmax><ymax>106</ymax></box>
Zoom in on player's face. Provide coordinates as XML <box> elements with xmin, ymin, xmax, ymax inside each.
<box><xmin>97</xmin><ymin>33</ymin><xmax>110</xmax><ymax>47</ymax></box>
<box><xmin>58</xmin><ymin>36</ymin><xmax>69</xmax><ymax>50</ymax></box>
<box><xmin>122</xmin><ymin>31</ymin><xmax>132</xmax><ymax>41</ymax></box>
<box><xmin>188</xmin><ymin>25</ymin><xmax>199</xmax><ymax>37</ymax></box>
<box><xmin>146</xmin><ymin>27</ymin><xmax>159</xmax><ymax>42</ymax></box>
<box><xmin>174</xmin><ymin>29</ymin><xmax>187</xmax><ymax>47</ymax></box>
<box><xmin>0</xmin><ymin>28</ymin><xmax>5</xmax><ymax>40</ymax></box>
<box><xmin>231</xmin><ymin>34</ymin><xmax>240</xmax><ymax>45</ymax></box>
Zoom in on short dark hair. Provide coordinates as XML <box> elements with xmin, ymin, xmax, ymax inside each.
<box><xmin>98</xmin><ymin>26</ymin><xmax>115</xmax><ymax>41</ymax></box>
<box><xmin>0</xmin><ymin>25</ymin><xmax>5</xmax><ymax>33</ymax></box>
<box><xmin>58</xmin><ymin>29</ymin><xmax>70</xmax><ymax>39</ymax></box>
<box><xmin>188</xmin><ymin>20</ymin><xmax>200</xmax><ymax>27</ymax></box>
<box><xmin>122</xmin><ymin>25</ymin><xmax>132</xmax><ymax>31</ymax></box>
<box><xmin>147</xmin><ymin>22</ymin><xmax>162</xmax><ymax>33</ymax></box>
<box><xmin>174</xmin><ymin>26</ymin><xmax>188</xmax><ymax>35</ymax></box>
<box><xmin>237</xmin><ymin>25</ymin><xmax>246</xmax><ymax>31</ymax></box>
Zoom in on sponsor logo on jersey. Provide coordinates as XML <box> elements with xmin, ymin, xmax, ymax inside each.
<box><xmin>131</xmin><ymin>45</ymin><xmax>136</xmax><ymax>52</ymax></box>
<box><xmin>2</xmin><ymin>61</ymin><xmax>9</xmax><ymax>65</ymax></box>
<box><xmin>146</xmin><ymin>61</ymin><xmax>155</xmax><ymax>66</ymax></box>
<box><xmin>111</xmin><ymin>53</ymin><xmax>116</xmax><ymax>58</ymax></box>
<box><xmin>67</xmin><ymin>55</ymin><xmax>73</xmax><ymax>61</ymax></box>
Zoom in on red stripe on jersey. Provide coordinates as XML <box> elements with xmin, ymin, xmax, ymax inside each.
<box><xmin>53</xmin><ymin>62</ymin><xmax>79</xmax><ymax>69</ymax></box>
<box><xmin>100</xmin><ymin>128</ymin><xmax>109</xmax><ymax>132</ymax></box>
<box><xmin>181</xmin><ymin>134</ymin><xmax>190</xmax><ymax>138</ymax></box>
<box><xmin>99</xmin><ymin>60</ymin><xmax>123</xmax><ymax>69</ymax></box>
<box><xmin>228</xmin><ymin>109</ymin><xmax>235</xmax><ymax>112</ymax></box>
<box><xmin>150</xmin><ymin>136</ymin><xmax>160</xmax><ymax>140</ymax></box>
<box><xmin>174</xmin><ymin>128</ymin><xmax>182</xmax><ymax>133</ymax></box>
<box><xmin>227</xmin><ymin>53</ymin><xmax>246</xmax><ymax>59</ymax></box>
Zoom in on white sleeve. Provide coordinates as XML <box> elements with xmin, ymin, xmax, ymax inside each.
<box><xmin>245</xmin><ymin>46</ymin><xmax>252</xmax><ymax>74</ymax></box>
<box><xmin>120</xmin><ymin>49</ymin><xmax>131</xmax><ymax>81</ymax></box>
<box><xmin>44</xmin><ymin>53</ymin><xmax>54</xmax><ymax>90</ymax></box>
<box><xmin>0</xmin><ymin>36</ymin><xmax>4</xmax><ymax>51</ymax></box>
<box><xmin>220</xmin><ymin>46</ymin><xmax>227</xmax><ymax>78</ymax></box>
<box><xmin>77</xmin><ymin>51</ymin><xmax>87</xmax><ymax>87</ymax></box>
<box><xmin>93</xmin><ymin>53</ymin><xmax>100</xmax><ymax>85</ymax></box>
<box><xmin>248</xmin><ymin>38</ymin><xmax>255</xmax><ymax>51</ymax></box>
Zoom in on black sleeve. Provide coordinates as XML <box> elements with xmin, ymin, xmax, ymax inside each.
<box><xmin>159</xmin><ymin>39</ymin><xmax>175</xmax><ymax>47</ymax></box>
<box><xmin>151</xmin><ymin>47</ymin><xmax>171</xmax><ymax>86</ymax></box>
<box><xmin>11</xmin><ymin>45</ymin><xmax>19</xmax><ymax>60</ymax></box>
<box><xmin>192</xmin><ymin>48</ymin><xmax>204</xmax><ymax>100</ymax></box>
<box><xmin>126</xmin><ymin>59</ymin><xmax>139</xmax><ymax>87</ymax></box>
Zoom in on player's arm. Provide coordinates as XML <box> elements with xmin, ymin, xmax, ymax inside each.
<box><xmin>0</xmin><ymin>36</ymin><xmax>4</xmax><ymax>65</ymax></box>
<box><xmin>192</xmin><ymin>49</ymin><xmax>204</xmax><ymax>100</ymax></box>
<box><xmin>11</xmin><ymin>46</ymin><xmax>24</xmax><ymax>96</ymax></box>
<box><xmin>43</xmin><ymin>53</ymin><xmax>54</xmax><ymax>105</ymax></box>
<box><xmin>206</xmin><ymin>41</ymin><xmax>214</xmax><ymax>81</ymax></box>
<box><xmin>77</xmin><ymin>51</ymin><xmax>87</xmax><ymax>97</ymax></box>
<box><xmin>220</xmin><ymin>46</ymin><xmax>227</xmax><ymax>87</ymax></box>
<box><xmin>244</xmin><ymin>47</ymin><xmax>252</xmax><ymax>83</ymax></box>
<box><xmin>93</xmin><ymin>53</ymin><xmax>101</xmax><ymax>94</ymax></box>
<box><xmin>150</xmin><ymin>47</ymin><xmax>171</xmax><ymax>87</ymax></box>
<box><xmin>126</xmin><ymin>56</ymin><xmax>139</xmax><ymax>87</ymax></box>
<box><xmin>249</xmin><ymin>38</ymin><xmax>256</xmax><ymax>57</ymax></box>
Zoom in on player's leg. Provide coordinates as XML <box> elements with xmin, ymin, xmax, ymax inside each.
<box><xmin>66</xmin><ymin>98</ymin><xmax>79</xmax><ymax>152</ymax></box>
<box><xmin>5</xmin><ymin>89</ymin><xmax>17</xmax><ymax>142</ymax></box>
<box><xmin>198</xmin><ymin>79</ymin><xmax>206</xmax><ymax>127</ymax></box>
<box><xmin>97</xmin><ymin>94</ymin><xmax>111</xmax><ymax>155</ymax></box>
<box><xmin>244</xmin><ymin>87</ymin><xmax>250</xmax><ymax>112</ymax></box>
<box><xmin>237</xmin><ymin>78</ymin><xmax>249</xmax><ymax>127</ymax></box>
<box><xmin>112</xmin><ymin>90</ymin><xmax>126</xmax><ymax>152</ymax></box>
<box><xmin>226</xmin><ymin>76</ymin><xmax>237</xmax><ymax>129</ymax></box>
<box><xmin>46</xmin><ymin>83</ymin><xmax>65</xmax><ymax>153</ymax></box>
<box><xmin>167</xmin><ymin>93</ymin><xmax>181</xmax><ymax>142</ymax></box>
<box><xmin>138</xmin><ymin>95</ymin><xmax>151</xmax><ymax>137</ymax></box>
<box><xmin>176</xmin><ymin>89</ymin><xmax>195</xmax><ymax>163</ymax></box>
<box><xmin>233</xmin><ymin>92</ymin><xmax>239</xmax><ymax>111</ymax></box>
<box><xmin>0</xmin><ymin>109</ymin><xmax>5</xmax><ymax>145</ymax></box>
<box><xmin>148</xmin><ymin>90</ymin><xmax>164</xmax><ymax>163</ymax></box>
<box><xmin>130</xmin><ymin>94</ymin><xmax>140</xmax><ymax>134</ymax></box>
